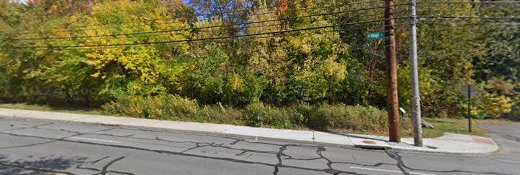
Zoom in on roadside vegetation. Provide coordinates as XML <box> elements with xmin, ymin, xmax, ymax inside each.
<box><xmin>0</xmin><ymin>103</ymin><xmax>104</xmax><ymax>115</ymax></box>
<box><xmin>0</xmin><ymin>0</ymin><xmax>518</xmax><ymax>136</ymax></box>
<box><xmin>420</xmin><ymin>118</ymin><xmax>487</xmax><ymax>138</ymax></box>
<box><xmin>102</xmin><ymin>94</ymin><xmax>394</xmax><ymax>131</ymax></box>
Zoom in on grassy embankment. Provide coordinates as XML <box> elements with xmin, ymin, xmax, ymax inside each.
<box><xmin>0</xmin><ymin>102</ymin><xmax>493</xmax><ymax>138</ymax></box>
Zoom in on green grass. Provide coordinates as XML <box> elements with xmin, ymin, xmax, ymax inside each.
<box><xmin>333</xmin><ymin>118</ymin><xmax>488</xmax><ymax>138</ymax></box>
<box><xmin>0</xmin><ymin>102</ymin><xmax>491</xmax><ymax>139</ymax></box>
<box><xmin>0</xmin><ymin>103</ymin><xmax>104</xmax><ymax>115</ymax></box>
<box><xmin>418</xmin><ymin>118</ymin><xmax>487</xmax><ymax>138</ymax></box>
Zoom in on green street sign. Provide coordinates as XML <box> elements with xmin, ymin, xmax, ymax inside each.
<box><xmin>367</xmin><ymin>32</ymin><xmax>385</xmax><ymax>40</ymax></box>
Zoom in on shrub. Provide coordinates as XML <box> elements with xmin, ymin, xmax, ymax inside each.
<box><xmin>103</xmin><ymin>94</ymin><xmax>198</xmax><ymax>120</ymax></box>
<box><xmin>0</xmin><ymin>74</ymin><xmax>9</xmax><ymax>101</ymax></box>
<box><xmin>243</xmin><ymin>102</ymin><xmax>291</xmax><ymax>128</ymax></box>
<box><xmin>306</xmin><ymin>104</ymin><xmax>389</xmax><ymax>132</ymax></box>
<box><xmin>104</xmin><ymin>95</ymin><xmax>395</xmax><ymax>134</ymax></box>
<box><xmin>507</xmin><ymin>104</ymin><xmax>520</xmax><ymax>121</ymax></box>
<box><xmin>185</xmin><ymin>46</ymin><xmax>267</xmax><ymax>105</ymax></box>
<box><xmin>263</xmin><ymin>80</ymin><xmax>306</xmax><ymax>105</ymax></box>
<box><xmin>196</xmin><ymin>105</ymin><xmax>243</xmax><ymax>125</ymax></box>
<box><xmin>222</xmin><ymin>73</ymin><xmax>267</xmax><ymax>105</ymax></box>
<box><xmin>156</xmin><ymin>95</ymin><xmax>198</xmax><ymax>119</ymax></box>
<box><xmin>331</xmin><ymin>76</ymin><xmax>371</xmax><ymax>106</ymax></box>
<box><xmin>476</xmin><ymin>92</ymin><xmax>514</xmax><ymax>119</ymax></box>
<box><xmin>290</xmin><ymin>103</ymin><xmax>313</xmax><ymax>126</ymax></box>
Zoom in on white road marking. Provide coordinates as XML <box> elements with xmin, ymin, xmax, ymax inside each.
<box><xmin>349</xmin><ymin>166</ymin><xmax>435</xmax><ymax>175</ymax></box>
<box><xmin>69</xmin><ymin>136</ymin><xmax>121</xmax><ymax>143</ymax></box>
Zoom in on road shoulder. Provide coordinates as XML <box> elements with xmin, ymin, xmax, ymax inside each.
<box><xmin>0</xmin><ymin>108</ymin><xmax>499</xmax><ymax>154</ymax></box>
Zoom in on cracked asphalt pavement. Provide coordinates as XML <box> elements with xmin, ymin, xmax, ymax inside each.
<box><xmin>0</xmin><ymin>117</ymin><xmax>518</xmax><ymax>175</ymax></box>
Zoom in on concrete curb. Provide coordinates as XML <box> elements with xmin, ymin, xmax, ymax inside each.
<box><xmin>0</xmin><ymin>108</ymin><xmax>499</xmax><ymax>154</ymax></box>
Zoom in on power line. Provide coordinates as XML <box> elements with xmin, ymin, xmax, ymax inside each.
<box><xmin>3</xmin><ymin>19</ymin><xmax>408</xmax><ymax>50</ymax></box>
<box><xmin>8</xmin><ymin>1</ymin><xmax>517</xmax><ymax>50</ymax></box>
<box><xmin>8</xmin><ymin>25</ymin><xmax>336</xmax><ymax>49</ymax></box>
<box><xmin>9</xmin><ymin>0</ymin><xmax>407</xmax><ymax>37</ymax></box>
<box><xmin>417</xmin><ymin>16</ymin><xmax>520</xmax><ymax>20</ymax></box>
<box><xmin>11</xmin><ymin>0</ymin><xmax>392</xmax><ymax>36</ymax></box>
<box><xmin>193</xmin><ymin>0</ymin><xmax>392</xmax><ymax>17</ymax></box>
<box><xmin>9</xmin><ymin>2</ymin><xmax>411</xmax><ymax>39</ymax></box>
<box><xmin>416</xmin><ymin>1</ymin><xmax>520</xmax><ymax>5</ymax></box>
<box><xmin>10</xmin><ymin>5</ymin><xmax>403</xmax><ymax>41</ymax></box>
<box><xmin>6</xmin><ymin>1</ymin><xmax>520</xmax><ymax>43</ymax></box>
<box><xmin>413</xmin><ymin>1</ymin><xmax>520</xmax><ymax>17</ymax></box>
<box><xmin>417</xmin><ymin>21</ymin><xmax>520</xmax><ymax>26</ymax></box>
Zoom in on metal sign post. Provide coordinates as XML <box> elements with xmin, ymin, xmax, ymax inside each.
<box><xmin>460</xmin><ymin>84</ymin><xmax>479</xmax><ymax>133</ymax></box>
<box><xmin>467</xmin><ymin>86</ymin><xmax>472</xmax><ymax>132</ymax></box>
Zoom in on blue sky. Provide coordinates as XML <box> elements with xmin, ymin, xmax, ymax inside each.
<box><xmin>17</xmin><ymin>0</ymin><xmax>193</xmax><ymax>5</ymax></box>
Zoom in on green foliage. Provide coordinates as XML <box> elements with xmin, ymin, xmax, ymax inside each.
<box><xmin>475</xmin><ymin>2</ymin><xmax>520</xmax><ymax>85</ymax></box>
<box><xmin>475</xmin><ymin>92</ymin><xmax>514</xmax><ymax>119</ymax></box>
<box><xmin>289</xmin><ymin>103</ymin><xmax>313</xmax><ymax>126</ymax></box>
<box><xmin>507</xmin><ymin>106</ymin><xmax>520</xmax><ymax>121</ymax></box>
<box><xmin>306</xmin><ymin>104</ymin><xmax>389</xmax><ymax>132</ymax></box>
<box><xmin>105</xmin><ymin>94</ymin><xmax>390</xmax><ymax>131</ymax></box>
<box><xmin>420</xmin><ymin>118</ymin><xmax>487</xmax><ymax>138</ymax></box>
<box><xmin>331</xmin><ymin>75</ymin><xmax>372</xmax><ymax>106</ymax></box>
<box><xmin>103</xmin><ymin>94</ymin><xmax>198</xmax><ymax>120</ymax></box>
<box><xmin>0</xmin><ymin>0</ymin><xmax>518</xmax><ymax>132</ymax></box>
<box><xmin>197</xmin><ymin>105</ymin><xmax>243</xmax><ymax>125</ymax></box>
<box><xmin>243</xmin><ymin>102</ymin><xmax>291</xmax><ymax>128</ymax></box>
<box><xmin>0</xmin><ymin>72</ymin><xmax>8</xmax><ymax>101</ymax></box>
<box><xmin>80</xmin><ymin>0</ymin><xmax>191</xmax><ymax>98</ymax></box>
<box><xmin>0</xmin><ymin>0</ymin><xmax>192</xmax><ymax>105</ymax></box>
<box><xmin>185</xmin><ymin>45</ymin><xmax>268</xmax><ymax>105</ymax></box>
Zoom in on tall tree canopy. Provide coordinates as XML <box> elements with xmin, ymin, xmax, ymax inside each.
<box><xmin>0</xmin><ymin>0</ymin><xmax>517</xmax><ymax>118</ymax></box>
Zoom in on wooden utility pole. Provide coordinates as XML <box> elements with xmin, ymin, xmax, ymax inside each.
<box><xmin>384</xmin><ymin>0</ymin><xmax>400</xmax><ymax>143</ymax></box>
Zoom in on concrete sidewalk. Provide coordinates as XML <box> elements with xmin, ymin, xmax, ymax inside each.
<box><xmin>0</xmin><ymin>108</ymin><xmax>498</xmax><ymax>154</ymax></box>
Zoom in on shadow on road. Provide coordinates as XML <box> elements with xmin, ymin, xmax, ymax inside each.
<box><xmin>0</xmin><ymin>155</ymin><xmax>85</xmax><ymax>175</ymax></box>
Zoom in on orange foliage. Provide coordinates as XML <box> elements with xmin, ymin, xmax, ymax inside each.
<box><xmin>279</xmin><ymin>0</ymin><xmax>288</xmax><ymax>14</ymax></box>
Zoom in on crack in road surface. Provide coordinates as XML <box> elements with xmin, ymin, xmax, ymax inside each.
<box><xmin>97</xmin><ymin>156</ymin><xmax>127</xmax><ymax>175</ymax></box>
<box><xmin>0</xmin><ymin>117</ymin><xmax>517</xmax><ymax>175</ymax></box>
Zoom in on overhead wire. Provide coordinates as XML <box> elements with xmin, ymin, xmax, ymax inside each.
<box><xmin>11</xmin><ymin>0</ymin><xmax>391</xmax><ymax>36</ymax></box>
<box><xmin>9</xmin><ymin>4</ymin><xmax>406</xmax><ymax>41</ymax></box>
<box><xmin>417</xmin><ymin>16</ymin><xmax>520</xmax><ymax>20</ymax></box>
<box><xmin>417</xmin><ymin>21</ymin><xmax>520</xmax><ymax>27</ymax></box>
<box><xmin>9</xmin><ymin>2</ymin><xmax>409</xmax><ymax>39</ymax></box>
<box><xmin>6</xmin><ymin>1</ymin><xmax>518</xmax><ymax>51</ymax></box>
<box><xmin>3</xmin><ymin>19</ymin><xmax>408</xmax><ymax>50</ymax></box>
<box><xmin>416</xmin><ymin>1</ymin><xmax>520</xmax><ymax>5</ymax></box>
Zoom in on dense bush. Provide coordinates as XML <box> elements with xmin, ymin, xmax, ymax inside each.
<box><xmin>507</xmin><ymin>106</ymin><xmax>520</xmax><ymax>121</ymax></box>
<box><xmin>0</xmin><ymin>74</ymin><xmax>9</xmax><ymax>101</ymax></box>
<box><xmin>306</xmin><ymin>104</ymin><xmax>390</xmax><ymax>132</ymax></box>
<box><xmin>103</xmin><ymin>94</ymin><xmax>198</xmax><ymax>120</ymax></box>
<box><xmin>243</xmin><ymin>102</ymin><xmax>292</xmax><ymax>128</ymax></box>
<box><xmin>1</xmin><ymin>0</ymin><xmax>517</xmax><ymax>132</ymax></box>
<box><xmin>184</xmin><ymin>46</ymin><xmax>268</xmax><ymax>105</ymax></box>
<box><xmin>105</xmin><ymin>95</ymin><xmax>394</xmax><ymax>133</ymax></box>
<box><xmin>475</xmin><ymin>92</ymin><xmax>514</xmax><ymax>119</ymax></box>
<box><xmin>197</xmin><ymin>105</ymin><xmax>243</xmax><ymax>125</ymax></box>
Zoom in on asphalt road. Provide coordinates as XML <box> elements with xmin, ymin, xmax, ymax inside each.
<box><xmin>0</xmin><ymin>117</ymin><xmax>518</xmax><ymax>175</ymax></box>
